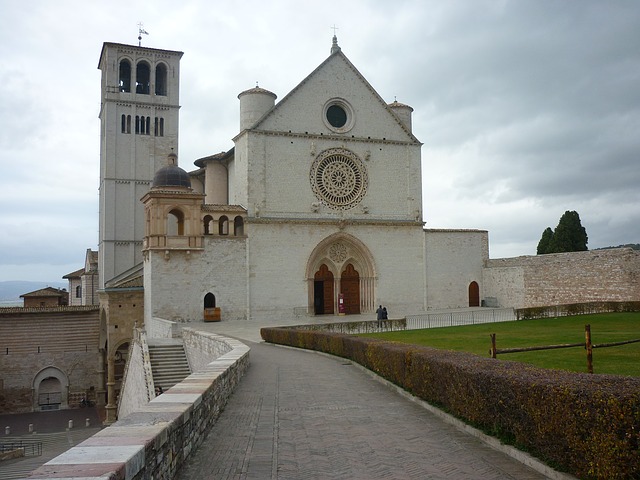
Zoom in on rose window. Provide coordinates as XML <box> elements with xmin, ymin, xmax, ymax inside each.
<box><xmin>329</xmin><ymin>242</ymin><xmax>348</xmax><ymax>263</ymax></box>
<box><xmin>310</xmin><ymin>148</ymin><xmax>368</xmax><ymax>210</ymax></box>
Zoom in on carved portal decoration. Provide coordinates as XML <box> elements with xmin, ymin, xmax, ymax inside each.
<box><xmin>310</xmin><ymin>148</ymin><xmax>368</xmax><ymax>210</ymax></box>
<box><xmin>329</xmin><ymin>242</ymin><xmax>348</xmax><ymax>263</ymax></box>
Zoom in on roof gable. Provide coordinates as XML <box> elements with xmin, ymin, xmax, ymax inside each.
<box><xmin>251</xmin><ymin>50</ymin><xmax>419</xmax><ymax>144</ymax></box>
<box><xmin>20</xmin><ymin>287</ymin><xmax>67</xmax><ymax>298</ymax></box>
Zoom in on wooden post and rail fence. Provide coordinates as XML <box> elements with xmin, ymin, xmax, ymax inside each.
<box><xmin>489</xmin><ymin>324</ymin><xmax>640</xmax><ymax>374</ymax></box>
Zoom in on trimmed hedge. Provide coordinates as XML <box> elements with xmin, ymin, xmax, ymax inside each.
<box><xmin>517</xmin><ymin>301</ymin><xmax>640</xmax><ymax>320</ymax></box>
<box><xmin>261</xmin><ymin>326</ymin><xmax>640</xmax><ymax>480</ymax></box>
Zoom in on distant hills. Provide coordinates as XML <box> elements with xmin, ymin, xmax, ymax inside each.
<box><xmin>594</xmin><ymin>244</ymin><xmax>640</xmax><ymax>251</ymax></box>
<box><xmin>0</xmin><ymin>281</ymin><xmax>67</xmax><ymax>306</ymax></box>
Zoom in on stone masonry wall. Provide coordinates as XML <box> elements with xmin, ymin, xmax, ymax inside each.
<box><xmin>30</xmin><ymin>332</ymin><xmax>250</xmax><ymax>479</ymax></box>
<box><xmin>424</xmin><ymin>229</ymin><xmax>489</xmax><ymax>309</ymax></box>
<box><xmin>484</xmin><ymin>248</ymin><xmax>640</xmax><ymax>308</ymax></box>
<box><xmin>182</xmin><ymin>328</ymin><xmax>234</xmax><ymax>373</ymax></box>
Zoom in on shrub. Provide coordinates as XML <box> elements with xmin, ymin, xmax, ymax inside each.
<box><xmin>261</xmin><ymin>327</ymin><xmax>640</xmax><ymax>479</ymax></box>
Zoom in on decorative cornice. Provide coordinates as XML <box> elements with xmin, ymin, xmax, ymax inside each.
<box><xmin>234</xmin><ymin>128</ymin><xmax>421</xmax><ymax>146</ymax></box>
<box><xmin>201</xmin><ymin>204</ymin><xmax>247</xmax><ymax>213</ymax></box>
<box><xmin>248</xmin><ymin>216</ymin><xmax>423</xmax><ymax>227</ymax></box>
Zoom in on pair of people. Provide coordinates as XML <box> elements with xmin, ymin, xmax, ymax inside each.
<box><xmin>376</xmin><ymin>305</ymin><xmax>388</xmax><ymax>326</ymax></box>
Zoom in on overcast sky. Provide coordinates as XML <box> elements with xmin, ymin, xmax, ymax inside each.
<box><xmin>1</xmin><ymin>0</ymin><xmax>639</xmax><ymax>282</ymax></box>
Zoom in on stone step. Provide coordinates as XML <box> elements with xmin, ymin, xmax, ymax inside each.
<box><xmin>148</xmin><ymin>343</ymin><xmax>191</xmax><ymax>391</ymax></box>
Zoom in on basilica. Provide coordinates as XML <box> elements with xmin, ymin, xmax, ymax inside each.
<box><xmin>97</xmin><ymin>36</ymin><xmax>639</xmax><ymax>328</ymax></box>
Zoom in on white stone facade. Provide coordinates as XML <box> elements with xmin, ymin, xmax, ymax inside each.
<box><xmin>98</xmin><ymin>43</ymin><xmax>183</xmax><ymax>289</ymax></box>
<box><xmin>95</xmin><ymin>38</ymin><xmax>638</xmax><ymax>327</ymax></box>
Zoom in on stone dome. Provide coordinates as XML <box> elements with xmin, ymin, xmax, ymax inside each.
<box><xmin>152</xmin><ymin>164</ymin><xmax>191</xmax><ymax>189</ymax></box>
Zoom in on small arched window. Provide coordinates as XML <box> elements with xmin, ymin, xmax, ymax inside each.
<box><xmin>155</xmin><ymin>63</ymin><xmax>167</xmax><ymax>96</ymax></box>
<box><xmin>121</xmin><ymin>114</ymin><xmax>126</xmax><ymax>133</ymax></box>
<box><xmin>145</xmin><ymin>116</ymin><xmax>151</xmax><ymax>135</ymax></box>
<box><xmin>75</xmin><ymin>285</ymin><xmax>82</xmax><ymax>298</ymax></box>
<box><xmin>203</xmin><ymin>215</ymin><xmax>214</xmax><ymax>235</ymax></box>
<box><xmin>168</xmin><ymin>209</ymin><xmax>185</xmax><ymax>236</ymax></box>
<box><xmin>126</xmin><ymin>115</ymin><xmax>131</xmax><ymax>133</ymax></box>
<box><xmin>136</xmin><ymin>61</ymin><xmax>151</xmax><ymax>94</ymax></box>
<box><xmin>119</xmin><ymin>60</ymin><xmax>131</xmax><ymax>92</ymax></box>
<box><xmin>219</xmin><ymin>216</ymin><xmax>229</xmax><ymax>235</ymax></box>
<box><xmin>204</xmin><ymin>292</ymin><xmax>216</xmax><ymax>309</ymax></box>
<box><xmin>159</xmin><ymin>118</ymin><xmax>164</xmax><ymax>136</ymax></box>
<box><xmin>234</xmin><ymin>216</ymin><xmax>244</xmax><ymax>236</ymax></box>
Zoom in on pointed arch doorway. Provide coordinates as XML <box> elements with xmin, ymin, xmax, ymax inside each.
<box><xmin>314</xmin><ymin>264</ymin><xmax>334</xmax><ymax>315</ymax></box>
<box><xmin>306</xmin><ymin>233</ymin><xmax>375</xmax><ymax>316</ymax></box>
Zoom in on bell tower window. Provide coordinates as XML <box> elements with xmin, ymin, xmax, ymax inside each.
<box><xmin>155</xmin><ymin>64</ymin><xmax>167</xmax><ymax>96</ymax></box>
<box><xmin>136</xmin><ymin>61</ymin><xmax>150</xmax><ymax>94</ymax></box>
<box><xmin>119</xmin><ymin>60</ymin><xmax>131</xmax><ymax>92</ymax></box>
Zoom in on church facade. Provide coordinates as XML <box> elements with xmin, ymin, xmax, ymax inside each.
<box><xmin>97</xmin><ymin>37</ymin><xmax>639</xmax><ymax>328</ymax></box>
<box><xmin>136</xmin><ymin>37</ymin><xmax>488</xmax><ymax>324</ymax></box>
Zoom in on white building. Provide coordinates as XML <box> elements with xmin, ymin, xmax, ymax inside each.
<box><xmin>136</xmin><ymin>36</ymin><xmax>487</xmax><ymax>323</ymax></box>
<box><xmin>97</xmin><ymin>37</ymin><xmax>639</xmax><ymax>328</ymax></box>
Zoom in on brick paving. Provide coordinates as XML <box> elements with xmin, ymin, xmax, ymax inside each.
<box><xmin>176</xmin><ymin>340</ymin><xmax>555</xmax><ymax>480</ymax></box>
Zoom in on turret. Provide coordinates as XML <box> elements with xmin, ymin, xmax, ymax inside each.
<box><xmin>238</xmin><ymin>86</ymin><xmax>277</xmax><ymax>131</ymax></box>
<box><xmin>194</xmin><ymin>151</ymin><xmax>231</xmax><ymax>205</ymax></box>
<box><xmin>388</xmin><ymin>100</ymin><xmax>414</xmax><ymax>132</ymax></box>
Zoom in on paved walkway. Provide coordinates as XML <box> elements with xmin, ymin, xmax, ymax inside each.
<box><xmin>176</xmin><ymin>315</ymin><xmax>558</xmax><ymax>479</ymax></box>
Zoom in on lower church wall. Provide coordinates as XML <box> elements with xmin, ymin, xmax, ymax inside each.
<box><xmin>484</xmin><ymin>248</ymin><xmax>640</xmax><ymax>308</ymax></box>
<box><xmin>424</xmin><ymin>229</ymin><xmax>489</xmax><ymax>309</ymax></box>
<box><xmin>144</xmin><ymin>236</ymin><xmax>249</xmax><ymax>323</ymax></box>
<box><xmin>246</xmin><ymin>223</ymin><xmax>426</xmax><ymax>320</ymax></box>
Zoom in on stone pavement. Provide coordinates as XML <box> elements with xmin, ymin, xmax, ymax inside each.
<box><xmin>176</xmin><ymin>314</ymin><xmax>568</xmax><ymax>479</ymax></box>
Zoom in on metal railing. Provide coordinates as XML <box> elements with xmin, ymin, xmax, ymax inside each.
<box><xmin>0</xmin><ymin>440</ymin><xmax>42</xmax><ymax>456</ymax></box>
<box><xmin>406</xmin><ymin>308</ymin><xmax>516</xmax><ymax>330</ymax></box>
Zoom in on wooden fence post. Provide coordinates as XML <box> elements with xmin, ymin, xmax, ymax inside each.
<box><xmin>490</xmin><ymin>333</ymin><xmax>496</xmax><ymax>359</ymax></box>
<box><xmin>585</xmin><ymin>324</ymin><xmax>593</xmax><ymax>374</ymax></box>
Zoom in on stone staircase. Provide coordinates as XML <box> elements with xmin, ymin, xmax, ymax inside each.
<box><xmin>148</xmin><ymin>343</ymin><xmax>191</xmax><ymax>391</ymax></box>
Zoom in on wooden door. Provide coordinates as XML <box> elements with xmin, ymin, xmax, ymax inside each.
<box><xmin>469</xmin><ymin>281</ymin><xmax>480</xmax><ymax>307</ymax></box>
<box><xmin>340</xmin><ymin>263</ymin><xmax>360</xmax><ymax>314</ymax></box>
<box><xmin>314</xmin><ymin>264</ymin><xmax>334</xmax><ymax>314</ymax></box>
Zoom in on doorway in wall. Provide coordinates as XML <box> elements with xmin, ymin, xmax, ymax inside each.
<box><xmin>38</xmin><ymin>377</ymin><xmax>62</xmax><ymax>410</ymax></box>
<box><xmin>340</xmin><ymin>263</ymin><xmax>361</xmax><ymax>314</ymax></box>
<box><xmin>469</xmin><ymin>281</ymin><xmax>480</xmax><ymax>307</ymax></box>
<box><xmin>313</xmin><ymin>264</ymin><xmax>334</xmax><ymax>314</ymax></box>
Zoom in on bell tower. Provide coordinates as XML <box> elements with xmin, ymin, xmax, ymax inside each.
<box><xmin>97</xmin><ymin>42</ymin><xmax>183</xmax><ymax>289</ymax></box>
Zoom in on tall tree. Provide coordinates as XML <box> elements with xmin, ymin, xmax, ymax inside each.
<box><xmin>537</xmin><ymin>227</ymin><xmax>554</xmax><ymax>254</ymax></box>
<box><xmin>537</xmin><ymin>211</ymin><xmax>588</xmax><ymax>254</ymax></box>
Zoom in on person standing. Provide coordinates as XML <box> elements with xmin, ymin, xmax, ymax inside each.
<box><xmin>376</xmin><ymin>305</ymin><xmax>384</xmax><ymax>327</ymax></box>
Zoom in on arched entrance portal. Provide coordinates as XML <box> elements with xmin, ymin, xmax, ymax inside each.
<box><xmin>469</xmin><ymin>281</ymin><xmax>480</xmax><ymax>307</ymax></box>
<box><xmin>306</xmin><ymin>233</ymin><xmax>376</xmax><ymax>316</ymax></box>
<box><xmin>314</xmin><ymin>264</ymin><xmax>334</xmax><ymax>315</ymax></box>
<box><xmin>33</xmin><ymin>366</ymin><xmax>69</xmax><ymax>411</ymax></box>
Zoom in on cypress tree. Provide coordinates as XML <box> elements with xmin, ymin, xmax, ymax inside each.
<box><xmin>537</xmin><ymin>211</ymin><xmax>588</xmax><ymax>254</ymax></box>
<box><xmin>537</xmin><ymin>227</ymin><xmax>554</xmax><ymax>254</ymax></box>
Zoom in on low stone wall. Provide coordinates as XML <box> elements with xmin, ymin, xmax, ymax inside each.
<box><xmin>283</xmin><ymin>318</ymin><xmax>407</xmax><ymax>335</ymax></box>
<box><xmin>182</xmin><ymin>328</ymin><xmax>235</xmax><ymax>372</ymax></box>
<box><xmin>117</xmin><ymin>329</ymin><xmax>155</xmax><ymax>420</ymax></box>
<box><xmin>485</xmin><ymin>248</ymin><xmax>640</xmax><ymax>309</ymax></box>
<box><xmin>146</xmin><ymin>316</ymin><xmax>179</xmax><ymax>339</ymax></box>
<box><xmin>29</xmin><ymin>332</ymin><xmax>250</xmax><ymax>479</ymax></box>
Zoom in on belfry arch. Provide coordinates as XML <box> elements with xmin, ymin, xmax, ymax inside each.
<box><xmin>305</xmin><ymin>233</ymin><xmax>376</xmax><ymax>315</ymax></box>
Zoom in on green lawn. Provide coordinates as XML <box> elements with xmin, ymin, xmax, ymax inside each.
<box><xmin>361</xmin><ymin>312</ymin><xmax>640</xmax><ymax>376</ymax></box>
